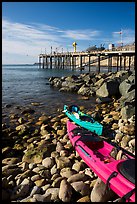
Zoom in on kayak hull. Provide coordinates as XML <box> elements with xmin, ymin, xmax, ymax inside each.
<box><xmin>67</xmin><ymin>120</ymin><xmax>135</xmax><ymax>202</ymax></box>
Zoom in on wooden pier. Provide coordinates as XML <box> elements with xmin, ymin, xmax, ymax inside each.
<box><xmin>38</xmin><ymin>50</ymin><xmax>135</xmax><ymax>73</ymax></box>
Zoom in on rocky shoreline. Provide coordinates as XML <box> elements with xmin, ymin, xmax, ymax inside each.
<box><xmin>2</xmin><ymin>70</ymin><xmax>135</xmax><ymax>202</ymax></box>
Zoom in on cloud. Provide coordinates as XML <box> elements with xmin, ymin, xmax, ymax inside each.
<box><xmin>112</xmin><ymin>29</ymin><xmax>135</xmax><ymax>45</ymax></box>
<box><xmin>2</xmin><ymin>19</ymin><xmax>101</xmax><ymax>56</ymax></box>
<box><xmin>2</xmin><ymin>19</ymin><xmax>61</xmax><ymax>44</ymax></box>
<box><xmin>2</xmin><ymin>19</ymin><xmax>65</xmax><ymax>63</ymax></box>
<box><xmin>61</xmin><ymin>30</ymin><xmax>101</xmax><ymax>40</ymax></box>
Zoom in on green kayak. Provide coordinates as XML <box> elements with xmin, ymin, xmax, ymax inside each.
<box><xmin>63</xmin><ymin>105</ymin><xmax>103</xmax><ymax>136</ymax></box>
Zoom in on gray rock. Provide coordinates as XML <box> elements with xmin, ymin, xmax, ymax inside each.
<box><xmin>42</xmin><ymin>157</ymin><xmax>55</xmax><ymax>169</ymax></box>
<box><xmin>90</xmin><ymin>177</ymin><xmax>116</xmax><ymax>202</ymax></box>
<box><xmin>21</xmin><ymin>108</ymin><xmax>35</xmax><ymax>114</ymax></box>
<box><xmin>119</xmin><ymin>89</ymin><xmax>135</xmax><ymax>107</ymax></box>
<box><xmin>22</xmin><ymin>143</ymin><xmax>55</xmax><ymax>164</ymax></box>
<box><xmin>2</xmin><ymin>177</ymin><xmax>9</xmax><ymax>188</ymax></box>
<box><xmin>76</xmin><ymin>195</ymin><xmax>91</xmax><ymax>202</ymax></box>
<box><xmin>71</xmin><ymin>181</ymin><xmax>90</xmax><ymax>196</ymax></box>
<box><xmin>56</xmin><ymin>141</ymin><xmax>64</xmax><ymax>152</ymax></box>
<box><xmin>72</xmin><ymin>161</ymin><xmax>86</xmax><ymax>172</ymax></box>
<box><xmin>52</xmin><ymin>176</ymin><xmax>64</xmax><ymax>187</ymax></box>
<box><xmin>51</xmin><ymin>173</ymin><xmax>60</xmax><ymax>181</ymax></box>
<box><xmin>16</xmin><ymin>124</ymin><xmax>28</xmax><ymax>132</ymax></box>
<box><xmin>29</xmin><ymin>163</ymin><xmax>37</xmax><ymax>170</ymax></box>
<box><xmin>21</xmin><ymin>162</ymin><xmax>29</xmax><ymax>171</ymax></box>
<box><xmin>20</xmin><ymin>178</ymin><xmax>32</xmax><ymax>186</ymax></box>
<box><xmin>53</xmin><ymin>79</ymin><xmax>62</xmax><ymax>88</ymax></box>
<box><xmin>59</xmin><ymin>179</ymin><xmax>73</xmax><ymax>202</ymax></box>
<box><xmin>119</xmin><ymin>79</ymin><xmax>135</xmax><ymax>97</ymax></box>
<box><xmin>96</xmin><ymin>97</ymin><xmax>113</xmax><ymax>104</ymax></box>
<box><xmin>115</xmin><ymin>70</ymin><xmax>131</xmax><ymax>82</ymax></box>
<box><xmin>50</xmin><ymin>164</ymin><xmax>59</xmax><ymax>175</ymax></box>
<box><xmin>61</xmin><ymin>81</ymin><xmax>81</xmax><ymax>92</ymax></box>
<box><xmin>127</xmin><ymin>73</ymin><xmax>135</xmax><ymax>83</ymax></box>
<box><xmin>94</xmin><ymin>78</ymin><xmax>105</xmax><ymax>87</ymax></box>
<box><xmin>2</xmin><ymin>189</ymin><xmax>10</xmax><ymax>201</ymax></box>
<box><xmin>31</xmin><ymin>174</ymin><xmax>42</xmax><ymax>182</ymax></box>
<box><xmin>59</xmin><ymin>87</ymin><xmax>69</xmax><ymax>92</ymax></box>
<box><xmin>44</xmin><ymin>187</ymin><xmax>60</xmax><ymax>201</ymax></box>
<box><xmin>19</xmin><ymin>196</ymin><xmax>36</xmax><ymax>202</ymax></box>
<box><xmin>96</xmin><ymin>79</ymin><xmax>120</xmax><ymax>98</ymax></box>
<box><xmin>33</xmin><ymin>193</ymin><xmax>51</xmax><ymax>202</ymax></box>
<box><xmin>116</xmin><ymin>150</ymin><xmax>123</xmax><ymax>160</ymax></box>
<box><xmin>2</xmin><ymin>157</ymin><xmax>21</xmax><ymax>166</ymax></box>
<box><xmin>115</xmin><ymin>133</ymin><xmax>123</xmax><ymax>143</ymax></box>
<box><xmin>121</xmin><ymin>105</ymin><xmax>135</xmax><ymax>119</ymax></box>
<box><xmin>67</xmin><ymin>173</ymin><xmax>90</xmax><ymax>183</ymax></box>
<box><xmin>34</xmin><ymin>178</ymin><xmax>47</xmax><ymax>187</ymax></box>
<box><xmin>84</xmin><ymin>168</ymin><xmax>95</xmax><ymax>179</ymax></box>
<box><xmin>56</xmin><ymin>156</ymin><xmax>72</xmax><ymax>169</ymax></box>
<box><xmin>77</xmin><ymin>85</ymin><xmax>91</xmax><ymax>96</ymax></box>
<box><xmin>39</xmin><ymin>169</ymin><xmax>51</xmax><ymax>179</ymax></box>
<box><xmin>60</xmin><ymin>167</ymin><xmax>76</xmax><ymax>178</ymax></box>
<box><xmin>128</xmin><ymin>139</ymin><xmax>135</xmax><ymax>147</ymax></box>
<box><xmin>41</xmin><ymin>184</ymin><xmax>51</xmax><ymax>192</ymax></box>
<box><xmin>30</xmin><ymin>186</ymin><xmax>41</xmax><ymax>197</ymax></box>
<box><xmin>11</xmin><ymin>184</ymin><xmax>30</xmax><ymax>200</ymax></box>
<box><xmin>51</xmin><ymin>151</ymin><xmax>59</xmax><ymax>158</ymax></box>
<box><xmin>2</xmin><ymin>164</ymin><xmax>22</xmax><ymax>177</ymax></box>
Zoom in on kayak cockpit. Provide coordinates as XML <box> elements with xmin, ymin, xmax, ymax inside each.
<box><xmin>118</xmin><ymin>159</ymin><xmax>135</xmax><ymax>184</ymax></box>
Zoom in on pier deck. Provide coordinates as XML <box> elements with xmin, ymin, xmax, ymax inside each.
<box><xmin>38</xmin><ymin>50</ymin><xmax>135</xmax><ymax>72</ymax></box>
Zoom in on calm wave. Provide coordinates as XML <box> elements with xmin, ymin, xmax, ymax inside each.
<box><xmin>2</xmin><ymin>65</ymin><xmax>97</xmax><ymax>117</ymax></box>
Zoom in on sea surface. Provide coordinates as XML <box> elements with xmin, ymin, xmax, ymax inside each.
<box><xmin>2</xmin><ymin>64</ymin><xmax>99</xmax><ymax>119</ymax></box>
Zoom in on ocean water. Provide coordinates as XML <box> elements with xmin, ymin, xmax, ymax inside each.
<box><xmin>2</xmin><ymin>64</ymin><xmax>97</xmax><ymax>118</ymax></box>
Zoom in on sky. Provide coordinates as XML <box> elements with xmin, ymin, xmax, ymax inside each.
<box><xmin>2</xmin><ymin>2</ymin><xmax>135</xmax><ymax>64</ymax></box>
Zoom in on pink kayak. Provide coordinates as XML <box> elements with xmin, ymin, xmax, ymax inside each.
<box><xmin>67</xmin><ymin>120</ymin><xmax>135</xmax><ymax>202</ymax></box>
